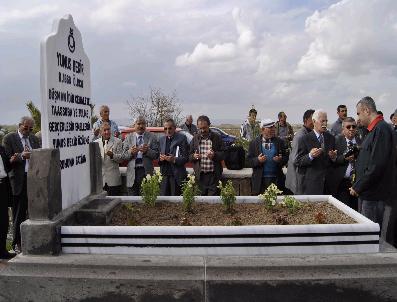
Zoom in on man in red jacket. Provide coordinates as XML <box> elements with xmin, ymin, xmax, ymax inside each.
<box><xmin>350</xmin><ymin>97</ymin><xmax>396</xmax><ymax>241</ymax></box>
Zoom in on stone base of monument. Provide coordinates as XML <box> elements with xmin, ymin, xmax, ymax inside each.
<box><xmin>1</xmin><ymin>248</ymin><xmax>397</xmax><ymax>301</ymax></box>
<box><xmin>61</xmin><ymin>195</ymin><xmax>379</xmax><ymax>256</ymax></box>
<box><xmin>74</xmin><ymin>198</ymin><xmax>119</xmax><ymax>225</ymax></box>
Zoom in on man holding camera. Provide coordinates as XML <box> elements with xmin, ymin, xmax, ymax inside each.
<box><xmin>328</xmin><ymin>117</ymin><xmax>361</xmax><ymax>210</ymax></box>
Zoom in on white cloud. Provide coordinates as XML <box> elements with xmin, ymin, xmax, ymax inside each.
<box><xmin>175</xmin><ymin>42</ymin><xmax>236</xmax><ymax>66</ymax></box>
<box><xmin>1</xmin><ymin>0</ymin><xmax>397</xmax><ymax>125</ymax></box>
<box><xmin>296</xmin><ymin>0</ymin><xmax>397</xmax><ymax>77</ymax></box>
<box><xmin>0</xmin><ymin>4</ymin><xmax>58</xmax><ymax>28</ymax></box>
<box><xmin>175</xmin><ymin>7</ymin><xmax>255</xmax><ymax>66</ymax></box>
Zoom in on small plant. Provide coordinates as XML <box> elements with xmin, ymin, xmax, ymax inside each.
<box><xmin>315</xmin><ymin>211</ymin><xmax>327</xmax><ymax>224</ymax></box>
<box><xmin>179</xmin><ymin>217</ymin><xmax>192</xmax><ymax>226</ymax></box>
<box><xmin>259</xmin><ymin>183</ymin><xmax>283</xmax><ymax>209</ymax></box>
<box><xmin>181</xmin><ymin>174</ymin><xmax>200</xmax><ymax>212</ymax></box>
<box><xmin>283</xmin><ymin>196</ymin><xmax>302</xmax><ymax>214</ymax></box>
<box><xmin>140</xmin><ymin>170</ymin><xmax>162</xmax><ymax>207</ymax></box>
<box><xmin>122</xmin><ymin>203</ymin><xmax>136</xmax><ymax>225</ymax></box>
<box><xmin>230</xmin><ymin>217</ymin><xmax>242</xmax><ymax>226</ymax></box>
<box><xmin>218</xmin><ymin>180</ymin><xmax>236</xmax><ymax>213</ymax></box>
<box><xmin>275</xmin><ymin>214</ymin><xmax>289</xmax><ymax>225</ymax></box>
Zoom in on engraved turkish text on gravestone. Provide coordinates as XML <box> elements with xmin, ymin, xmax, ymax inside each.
<box><xmin>41</xmin><ymin>15</ymin><xmax>91</xmax><ymax>209</ymax></box>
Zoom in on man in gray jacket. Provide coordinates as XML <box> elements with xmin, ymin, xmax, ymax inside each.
<box><xmin>285</xmin><ymin>109</ymin><xmax>314</xmax><ymax>194</ymax></box>
<box><xmin>122</xmin><ymin>116</ymin><xmax>159</xmax><ymax>195</ymax></box>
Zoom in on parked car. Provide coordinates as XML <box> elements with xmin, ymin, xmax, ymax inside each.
<box><xmin>119</xmin><ymin>127</ymin><xmax>193</xmax><ymax>167</ymax></box>
<box><xmin>209</xmin><ymin>127</ymin><xmax>237</xmax><ymax>147</ymax></box>
<box><xmin>120</xmin><ymin>126</ymin><xmax>193</xmax><ymax>143</ymax></box>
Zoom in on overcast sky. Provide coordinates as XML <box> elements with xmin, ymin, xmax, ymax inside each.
<box><xmin>1</xmin><ymin>0</ymin><xmax>397</xmax><ymax>126</ymax></box>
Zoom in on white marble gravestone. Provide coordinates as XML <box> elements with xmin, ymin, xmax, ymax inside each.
<box><xmin>41</xmin><ymin>14</ymin><xmax>91</xmax><ymax>209</ymax></box>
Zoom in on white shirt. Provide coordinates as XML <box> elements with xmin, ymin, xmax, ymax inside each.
<box><xmin>18</xmin><ymin>130</ymin><xmax>32</xmax><ymax>173</ymax></box>
<box><xmin>0</xmin><ymin>156</ymin><xmax>7</xmax><ymax>178</ymax></box>
<box><xmin>135</xmin><ymin>133</ymin><xmax>144</xmax><ymax>159</ymax></box>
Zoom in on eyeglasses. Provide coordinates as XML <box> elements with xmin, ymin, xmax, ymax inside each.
<box><xmin>23</xmin><ymin>126</ymin><xmax>33</xmax><ymax>131</ymax></box>
<box><xmin>346</xmin><ymin>125</ymin><xmax>357</xmax><ymax>130</ymax></box>
<box><xmin>164</xmin><ymin>127</ymin><xmax>174</xmax><ymax>131</ymax></box>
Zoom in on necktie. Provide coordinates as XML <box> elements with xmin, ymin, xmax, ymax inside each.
<box><xmin>104</xmin><ymin>140</ymin><xmax>108</xmax><ymax>157</ymax></box>
<box><xmin>348</xmin><ymin>141</ymin><xmax>355</xmax><ymax>180</ymax></box>
<box><xmin>24</xmin><ymin>137</ymin><xmax>30</xmax><ymax>151</ymax></box>
<box><xmin>318</xmin><ymin>134</ymin><xmax>324</xmax><ymax>149</ymax></box>
<box><xmin>137</xmin><ymin>135</ymin><xmax>143</xmax><ymax>160</ymax></box>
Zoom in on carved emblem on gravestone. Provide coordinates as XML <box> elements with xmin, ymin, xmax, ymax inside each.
<box><xmin>68</xmin><ymin>28</ymin><xmax>75</xmax><ymax>53</ymax></box>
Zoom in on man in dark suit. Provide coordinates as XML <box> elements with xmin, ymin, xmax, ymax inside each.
<box><xmin>350</xmin><ymin>97</ymin><xmax>396</xmax><ymax>232</ymax></box>
<box><xmin>328</xmin><ymin>117</ymin><xmax>361</xmax><ymax>210</ymax></box>
<box><xmin>159</xmin><ymin>118</ymin><xmax>188</xmax><ymax>196</ymax></box>
<box><xmin>180</xmin><ymin>115</ymin><xmax>197</xmax><ymax>135</ymax></box>
<box><xmin>285</xmin><ymin>109</ymin><xmax>315</xmax><ymax>195</ymax></box>
<box><xmin>189</xmin><ymin>115</ymin><xmax>225</xmax><ymax>196</ymax></box>
<box><xmin>3</xmin><ymin>116</ymin><xmax>41</xmax><ymax>253</ymax></box>
<box><xmin>295</xmin><ymin>110</ymin><xmax>337</xmax><ymax>195</ymax></box>
<box><xmin>0</xmin><ymin>145</ymin><xmax>16</xmax><ymax>259</ymax></box>
<box><xmin>248</xmin><ymin>119</ymin><xmax>289</xmax><ymax>195</ymax></box>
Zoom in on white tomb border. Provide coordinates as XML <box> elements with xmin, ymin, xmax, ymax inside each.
<box><xmin>41</xmin><ymin>14</ymin><xmax>91</xmax><ymax>209</ymax></box>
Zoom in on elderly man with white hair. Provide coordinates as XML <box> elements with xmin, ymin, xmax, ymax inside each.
<box><xmin>294</xmin><ymin>109</ymin><xmax>337</xmax><ymax>195</ymax></box>
<box><xmin>92</xmin><ymin>105</ymin><xmax>119</xmax><ymax>140</ymax></box>
<box><xmin>248</xmin><ymin>118</ymin><xmax>289</xmax><ymax>195</ymax></box>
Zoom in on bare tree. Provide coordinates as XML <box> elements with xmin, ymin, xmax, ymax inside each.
<box><xmin>127</xmin><ymin>87</ymin><xmax>183</xmax><ymax>127</ymax></box>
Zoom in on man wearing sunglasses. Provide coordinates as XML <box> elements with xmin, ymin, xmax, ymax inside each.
<box><xmin>330</xmin><ymin>104</ymin><xmax>348</xmax><ymax>136</ymax></box>
<box><xmin>159</xmin><ymin>118</ymin><xmax>188</xmax><ymax>195</ymax></box>
<box><xmin>248</xmin><ymin>119</ymin><xmax>289</xmax><ymax>195</ymax></box>
<box><xmin>328</xmin><ymin>117</ymin><xmax>361</xmax><ymax>210</ymax></box>
<box><xmin>3</xmin><ymin>116</ymin><xmax>41</xmax><ymax>254</ymax></box>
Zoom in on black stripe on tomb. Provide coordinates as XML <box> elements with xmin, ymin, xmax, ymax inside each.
<box><xmin>61</xmin><ymin>231</ymin><xmax>380</xmax><ymax>239</ymax></box>
<box><xmin>61</xmin><ymin>240</ymin><xmax>379</xmax><ymax>248</ymax></box>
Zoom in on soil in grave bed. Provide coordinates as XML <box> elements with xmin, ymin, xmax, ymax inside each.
<box><xmin>110</xmin><ymin>201</ymin><xmax>356</xmax><ymax>226</ymax></box>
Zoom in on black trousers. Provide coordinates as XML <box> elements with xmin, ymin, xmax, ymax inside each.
<box><xmin>0</xmin><ymin>179</ymin><xmax>10</xmax><ymax>253</ymax></box>
<box><xmin>104</xmin><ymin>184</ymin><xmax>121</xmax><ymax>196</ymax></box>
<box><xmin>12</xmin><ymin>174</ymin><xmax>28</xmax><ymax>248</ymax></box>
<box><xmin>160</xmin><ymin>175</ymin><xmax>181</xmax><ymax>196</ymax></box>
<box><xmin>127</xmin><ymin>167</ymin><xmax>146</xmax><ymax>196</ymax></box>
<box><xmin>336</xmin><ymin>178</ymin><xmax>358</xmax><ymax>211</ymax></box>
<box><xmin>199</xmin><ymin>172</ymin><xmax>219</xmax><ymax>196</ymax></box>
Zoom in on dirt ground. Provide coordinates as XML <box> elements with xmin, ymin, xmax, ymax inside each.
<box><xmin>111</xmin><ymin>201</ymin><xmax>356</xmax><ymax>226</ymax></box>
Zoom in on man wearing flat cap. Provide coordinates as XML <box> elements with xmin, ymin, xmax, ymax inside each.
<box><xmin>248</xmin><ymin>119</ymin><xmax>289</xmax><ymax>195</ymax></box>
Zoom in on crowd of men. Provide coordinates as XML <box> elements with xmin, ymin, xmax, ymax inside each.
<box><xmin>1</xmin><ymin>96</ymin><xmax>397</xmax><ymax>259</ymax></box>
